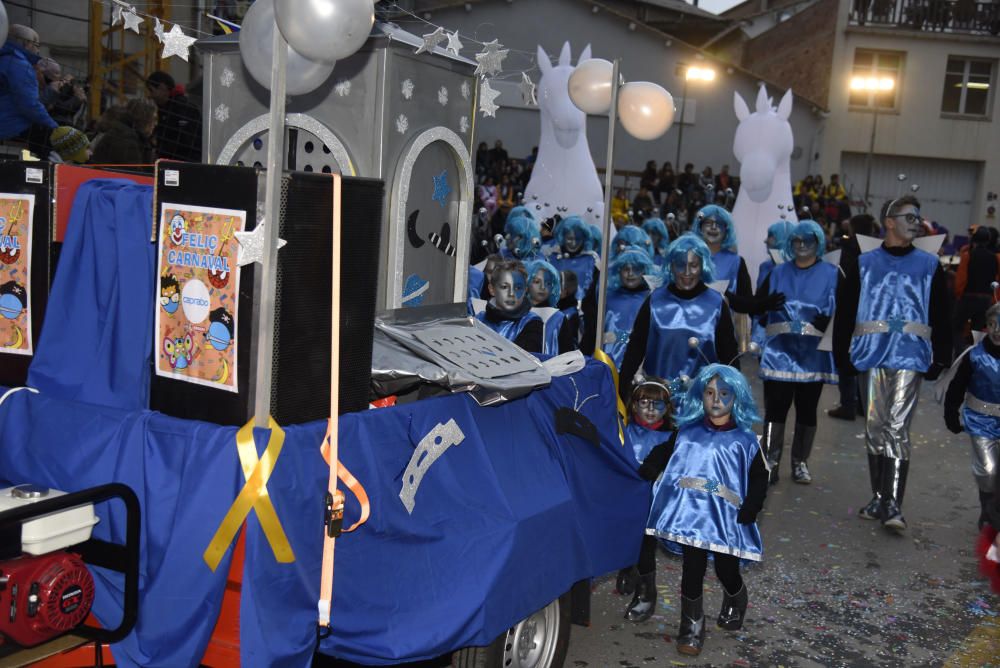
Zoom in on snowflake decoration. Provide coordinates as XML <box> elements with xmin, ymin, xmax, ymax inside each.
<box><xmin>220</xmin><ymin>67</ymin><xmax>235</xmax><ymax>88</ymax></box>
<box><xmin>461</xmin><ymin>81</ymin><xmax>470</xmax><ymax>100</ymax></box>
<box><xmin>479</xmin><ymin>79</ymin><xmax>501</xmax><ymax>118</ymax></box>
<box><xmin>401</xmin><ymin>79</ymin><xmax>414</xmax><ymax>100</ymax></box>
<box><xmin>335</xmin><ymin>79</ymin><xmax>351</xmax><ymax>97</ymax></box>
<box><xmin>438</xmin><ymin>86</ymin><xmax>449</xmax><ymax>106</ymax></box>
<box><xmin>396</xmin><ymin>114</ymin><xmax>409</xmax><ymax>134</ymax></box>
<box><xmin>459</xmin><ymin>116</ymin><xmax>469</xmax><ymax>135</ymax></box>
<box><xmin>214</xmin><ymin>104</ymin><xmax>230</xmax><ymax>123</ymax></box>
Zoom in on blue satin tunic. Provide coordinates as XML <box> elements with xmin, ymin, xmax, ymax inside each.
<box><xmin>603</xmin><ymin>288</ymin><xmax>650</xmax><ymax>368</ymax></box>
<box><xmin>850</xmin><ymin>247</ymin><xmax>938</xmax><ymax>372</ymax></box>
<box><xmin>475</xmin><ymin>309</ymin><xmax>541</xmax><ymax>343</ymax></box>
<box><xmin>760</xmin><ymin>261</ymin><xmax>838</xmax><ymax>383</ymax></box>
<box><xmin>541</xmin><ymin>309</ymin><xmax>568</xmax><ymax>356</ymax></box>
<box><xmin>751</xmin><ymin>258</ymin><xmax>776</xmax><ymax>351</ymax></box>
<box><xmin>964</xmin><ymin>343</ymin><xmax>1000</xmax><ymax>439</ymax></box>
<box><xmin>644</xmin><ymin>287</ymin><xmax>723</xmax><ymax>384</ymax></box>
<box><xmin>647</xmin><ymin>422</ymin><xmax>764</xmax><ymax>561</ymax></box>
<box><xmin>552</xmin><ymin>254</ymin><xmax>597</xmax><ymax>301</ymax></box>
<box><xmin>625</xmin><ymin>421</ymin><xmax>670</xmax><ymax>467</ymax></box>
<box><xmin>713</xmin><ymin>249</ymin><xmax>742</xmax><ymax>293</ymax></box>
<box><xmin>467</xmin><ymin>266</ymin><xmax>485</xmax><ymax>315</ymax></box>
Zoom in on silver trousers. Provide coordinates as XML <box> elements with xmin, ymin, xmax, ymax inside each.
<box><xmin>970</xmin><ymin>434</ymin><xmax>999</xmax><ymax>493</ymax></box>
<box><xmin>864</xmin><ymin>368</ymin><xmax>922</xmax><ymax>461</ymax></box>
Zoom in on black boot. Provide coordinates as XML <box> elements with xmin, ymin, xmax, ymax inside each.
<box><xmin>624</xmin><ymin>571</ymin><xmax>656</xmax><ymax>622</ymax></box>
<box><xmin>761</xmin><ymin>422</ymin><xmax>785</xmax><ymax>485</ymax></box>
<box><xmin>716</xmin><ymin>584</ymin><xmax>748</xmax><ymax>630</ymax></box>
<box><xmin>676</xmin><ymin>595</ymin><xmax>706</xmax><ymax>655</ymax></box>
<box><xmin>616</xmin><ymin>565</ymin><xmax>639</xmax><ymax>596</ymax></box>
<box><xmin>791</xmin><ymin>424</ymin><xmax>816</xmax><ymax>484</ymax></box>
<box><xmin>827</xmin><ymin>404</ymin><xmax>855</xmax><ymax>421</ymax></box>
<box><xmin>978</xmin><ymin>491</ymin><xmax>993</xmax><ymax>531</ymax></box>
<box><xmin>881</xmin><ymin>457</ymin><xmax>909</xmax><ymax>533</ymax></box>
<box><xmin>858</xmin><ymin>453</ymin><xmax>883</xmax><ymax>520</ymax></box>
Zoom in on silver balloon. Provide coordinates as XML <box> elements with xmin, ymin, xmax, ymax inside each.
<box><xmin>568</xmin><ymin>58</ymin><xmax>614</xmax><ymax>115</ymax></box>
<box><xmin>239</xmin><ymin>0</ymin><xmax>335</xmax><ymax>96</ymax></box>
<box><xmin>0</xmin><ymin>2</ymin><xmax>8</xmax><ymax>50</ymax></box>
<box><xmin>274</xmin><ymin>0</ymin><xmax>374</xmax><ymax>65</ymax></box>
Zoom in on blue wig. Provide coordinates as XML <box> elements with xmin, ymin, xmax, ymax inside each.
<box><xmin>782</xmin><ymin>220</ymin><xmax>826</xmax><ymax>261</ymax></box>
<box><xmin>555</xmin><ymin>215</ymin><xmax>591</xmax><ymax>252</ymax></box>
<box><xmin>694</xmin><ymin>204</ymin><xmax>737</xmax><ymax>252</ymax></box>
<box><xmin>507</xmin><ymin>205</ymin><xmax>534</xmax><ymax>221</ymax></box>
<box><xmin>504</xmin><ymin>213</ymin><xmax>542</xmax><ymax>260</ymax></box>
<box><xmin>663</xmin><ymin>233</ymin><xmax>716</xmax><ymax>285</ymax></box>
<box><xmin>612</xmin><ymin>225</ymin><xmax>653</xmax><ymax>260</ymax></box>
<box><xmin>766</xmin><ymin>220</ymin><xmax>795</xmax><ymax>250</ymax></box>
<box><xmin>587</xmin><ymin>224</ymin><xmax>603</xmax><ymax>255</ymax></box>
<box><xmin>675</xmin><ymin>363</ymin><xmax>761</xmax><ymax>434</ymax></box>
<box><xmin>642</xmin><ymin>218</ymin><xmax>670</xmax><ymax>256</ymax></box>
<box><xmin>608</xmin><ymin>247</ymin><xmax>654</xmax><ymax>290</ymax></box>
<box><xmin>524</xmin><ymin>259</ymin><xmax>560</xmax><ymax>307</ymax></box>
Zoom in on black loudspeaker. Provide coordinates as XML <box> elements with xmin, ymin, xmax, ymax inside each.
<box><xmin>0</xmin><ymin>162</ymin><xmax>53</xmax><ymax>387</ymax></box>
<box><xmin>149</xmin><ymin>163</ymin><xmax>384</xmax><ymax>426</ymax></box>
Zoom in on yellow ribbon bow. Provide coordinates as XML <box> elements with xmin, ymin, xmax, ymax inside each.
<box><xmin>592</xmin><ymin>348</ymin><xmax>627</xmax><ymax>444</ymax></box>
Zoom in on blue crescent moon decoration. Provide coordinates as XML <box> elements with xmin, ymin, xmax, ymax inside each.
<box><xmin>432</xmin><ymin>170</ymin><xmax>451</xmax><ymax>208</ymax></box>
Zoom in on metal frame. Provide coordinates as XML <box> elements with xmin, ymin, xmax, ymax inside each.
<box><xmin>215</xmin><ymin>113</ymin><xmax>356</xmax><ymax>176</ymax></box>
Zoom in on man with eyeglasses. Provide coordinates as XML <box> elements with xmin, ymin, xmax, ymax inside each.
<box><xmin>833</xmin><ymin>195</ymin><xmax>952</xmax><ymax>533</ymax></box>
<box><xmin>0</xmin><ymin>24</ymin><xmax>57</xmax><ymax>146</ymax></box>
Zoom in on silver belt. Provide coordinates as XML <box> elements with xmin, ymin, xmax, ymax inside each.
<box><xmin>678</xmin><ymin>477</ymin><xmax>742</xmax><ymax>508</ymax></box>
<box><xmin>966</xmin><ymin>393</ymin><xmax>1000</xmax><ymax>418</ymax></box>
<box><xmin>853</xmin><ymin>319</ymin><xmax>931</xmax><ymax>340</ymax></box>
<box><xmin>765</xmin><ymin>321</ymin><xmax>823</xmax><ymax>337</ymax></box>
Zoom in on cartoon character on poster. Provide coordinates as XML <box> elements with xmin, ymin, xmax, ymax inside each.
<box><xmin>155</xmin><ymin>203</ymin><xmax>245</xmax><ymax>392</ymax></box>
<box><xmin>0</xmin><ymin>193</ymin><xmax>34</xmax><ymax>356</ymax></box>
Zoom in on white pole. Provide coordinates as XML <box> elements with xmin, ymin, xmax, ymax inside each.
<box><xmin>593</xmin><ymin>59</ymin><xmax>621</xmax><ymax>349</ymax></box>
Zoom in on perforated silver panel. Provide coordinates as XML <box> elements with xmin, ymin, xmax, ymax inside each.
<box><xmin>413</xmin><ymin>326</ymin><xmax>538</xmax><ymax>379</ymax></box>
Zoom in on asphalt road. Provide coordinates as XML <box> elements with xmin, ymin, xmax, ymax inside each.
<box><xmin>563</xmin><ymin>368</ymin><xmax>999</xmax><ymax>667</ymax></box>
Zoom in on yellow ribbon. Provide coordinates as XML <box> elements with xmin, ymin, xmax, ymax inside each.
<box><xmin>204</xmin><ymin>416</ymin><xmax>295</xmax><ymax>571</ymax></box>
<box><xmin>592</xmin><ymin>348</ymin><xmax>627</xmax><ymax>445</ymax></box>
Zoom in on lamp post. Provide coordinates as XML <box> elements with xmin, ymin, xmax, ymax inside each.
<box><xmin>674</xmin><ymin>63</ymin><xmax>716</xmax><ymax>171</ymax></box>
<box><xmin>851</xmin><ymin>74</ymin><xmax>895</xmax><ymax>212</ymax></box>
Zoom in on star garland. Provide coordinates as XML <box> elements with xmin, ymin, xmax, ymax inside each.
<box><xmin>415</xmin><ymin>27</ymin><xmax>446</xmax><ymax>55</ymax></box>
<box><xmin>474</xmin><ymin>40</ymin><xmax>508</xmax><ymax>77</ymax></box>
<box><xmin>479</xmin><ymin>79</ymin><xmax>501</xmax><ymax>118</ymax></box>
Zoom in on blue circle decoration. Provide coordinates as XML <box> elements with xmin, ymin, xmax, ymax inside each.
<box><xmin>0</xmin><ymin>293</ymin><xmax>21</xmax><ymax>320</ymax></box>
<box><xmin>206</xmin><ymin>321</ymin><xmax>233</xmax><ymax>351</ymax></box>
<box><xmin>402</xmin><ymin>274</ymin><xmax>429</xmax><ymax>307</ymax></box>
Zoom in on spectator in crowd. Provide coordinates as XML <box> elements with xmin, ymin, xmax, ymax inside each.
<box><xmin>640</xmin><ymin>160</ymin><xmax>660</xmax><ymax>203</ymax></box>
<box><xmin>37</xmin><ymin>58</ymin><xmax>86</xmax><ymax>128</ymax></box>
<box><xmin>611</xmin><ymin>188</ymin><xmax>630</xmax><ymax>229</ymax></box>
<box><xmin>48</xmin><ymin>125</ymin><xmax>90</xmax><ymax>164</ymax></box>
<box><xmin>478</xmin><ymin>176</ymin><xmax>499</xmax><ymax>221</ymax></box>
<box><xmin>699</xmin><ymin>166</ymin><xmax>715</xmax><ymax>193</ymax></box>
<box><xmin>953</xmin><ymin>226</ymin><xmax>1000</xmax><ymax>357</ymax></box>
<box><xmin>677</xmin><ymin>162</ymin><xmax>697</xmax><ymax>196</ymax></box>
<box><xmin>658</xmin><ymin>162</ymin><xmax>675</xmax><ymax>195</ymax></box>
<box><xmin>146</xmin><ymin>70</ymin><xmax>202</xmax><ymax>162</ymax></box>
<box><xmin>525</xmin><ymin>146</ymin><xmax>538</xmax><ymax>166</ymax></box>
<box><xmin>475</xmin><ymin>141</ymin><xmax>491</xmax><ymax>176</ymax></box>
<box><xmin>490</xmin><ymin>140</ymin><xmax>508</xmax><ymax>166</ymax></box>
<box><xmin>632</xmin><ymin>185</ymin><xmax>655</xmax><ymax>220</ymax></box>
<box><xmin>90</xmin><ymin>98</ymin><xmax>157</xmax><ymax>164</ymax></box>
<box><xmin>825</xmin><ymin>173</ymin><xmax>847</xmax><ymax>202</ymax></box>
<box><xmin>715</xmin><ymin>164</ymin><xmax>733</xmax><ymax>193</ymax></box>
<box><xmin>0</xmin><ymin>24</ymin><xmax>57</xmax><ymax>151</ymax></box>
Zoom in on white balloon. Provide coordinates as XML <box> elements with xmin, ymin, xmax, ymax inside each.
<box><xmin>274</xmin><ymin>0</ymin><xmax>374</xmax><ymax>65</ymax></box>
<box><xmin>617</xmin><ymin>81</ymin><xmax>674</xmax><ymax>141</ymax></box>
<box><xmin>0</xmin><ymin>2</ymin><xmax>8</xmax><ymax>50</ymax></box>
<box><xmin>239</xmin><ymin>0</ymin><xmax>335</xmax><ymax>96</ymax></box>
<box><xmin>567</xmin><ymin>58</ymin><xmax>614</xmax><ymax>114</ymax></box>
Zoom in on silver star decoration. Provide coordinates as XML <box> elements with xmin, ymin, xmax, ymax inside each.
<box><xmin>519</xmin><ymin>72</ymin><xmax>537</xmax><ymax>106</ymax></box>
<box><xmin>220</xmin><ymin>67</ymin><xmax>235</xmax><ymax>87</ymax></box>
<box><xmin>474</xmin><ymin>39</ymin><xmax>508</xmax><ymax>77</ymax></box>
<box><xmin>461</xmin><ymin>81</ymin><xmax>470</xmax><ymax>100</ymax></box>
<box><xmin>111</xmin><ymin>3</ymin><xmax>124</xmax><ymax>26</ymax></box>
<box><xmin>161</xmin><ymin>24</ymin><xmax>198</xmax><ymax>62</ymax></box>
<box><xmin>235</xmin><ymin>220</ymin><xmax>287</xmax><ymax>267</ymax></box>
<box><xmin>154</xmin><ymin>17</ymin><xmax>165</xmax><ymax>43</ymax></box>
<box><xmin>446</xmin><ymin>31</ymin><xmax>463</xmax><ymax>56</ymax></box>
<box><xmin>415</xmin><ymin>27</ymin><xmax>446</xmax><ymax>55</ymax></box>
<box><xmin>123</xmin><ymin>8</ymin><xmax>143</xmax><ymax>34</ymax></box>
<box><xmin>479</xmin><ymin>79</ymin><xmax>501</xmax><ymax>118</ymax></box>
<box><xmin>214</xmin><ymin>103</ymin><xmax>229</xmax><ymax>123</ymax></box>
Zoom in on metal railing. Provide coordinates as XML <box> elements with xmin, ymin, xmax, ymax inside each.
<box><xmin>850</xmin><ymin>0</ymin><xmax>1000</xmax><ymax>35</ymax></box>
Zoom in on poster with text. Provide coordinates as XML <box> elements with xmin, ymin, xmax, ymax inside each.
<box><xmin>155</xmin><ymin>203</ymin><xmax>245</xmax><ymax>392</ymax></box>
<box><xmin>0</xmin><ymin>193</ymin><xmax>34</xmax><ymax>356</ymax></box>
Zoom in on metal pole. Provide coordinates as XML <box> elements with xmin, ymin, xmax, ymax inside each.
<box><xmin>252</xmin><ymin>24</ymin><xmax>288</xmax><ymax>427</ymax></box>
<box><xmin>863</xmin><ymin>106</ymin><xmax>877</xmax><ymax>212</ymax></box>
<box><xmin>674</xmin><ymin>76</ymin><xmax>688</xmax><ymax>171</ymax></box>
<box><xmin>593</xmin><ymin>59</ymin><xmax>621</xmax><ymax>351</ymax></box>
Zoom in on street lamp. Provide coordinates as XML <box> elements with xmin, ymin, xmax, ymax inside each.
<box><xmin>674</xmin><ymin>64</ymin><xmax>716</xmax><ymax>171</ymax></box>
<box><xmin>850</xmin><ymin>75</ymin><xmax>895</xmax><ymax>211</ymax></box>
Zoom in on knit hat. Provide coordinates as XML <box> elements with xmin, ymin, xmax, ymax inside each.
<box><xmin>49</xmin><ymin>126</ymin><xmax>91</xmax><ymax>164</ymax></box>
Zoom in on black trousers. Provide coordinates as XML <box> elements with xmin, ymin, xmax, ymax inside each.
<box><xmin>953</xmin><ymin>294</ymin><xmax>993</xmax><ymax>358</ymax></box>
<box><xmin>636</xmin><ymin>536</ymin><xmax>743</xmax><ymax>598</ymax></box>
<box><xmin>763</xmin><ymin>380</ymin><xmax>824</xmax><ymax>426</ymax></box>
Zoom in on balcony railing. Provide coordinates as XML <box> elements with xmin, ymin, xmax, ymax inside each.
<box><xmin>850</xmin><ymin>0</ymin><xmax>1000</xmax><ymax>35</ymax></box>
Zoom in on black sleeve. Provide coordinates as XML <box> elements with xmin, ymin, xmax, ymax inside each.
<box><xmin>618</xmin><ymin>296</ymin><xmax>652</xmax><ymax>404</ymax></box>
<box><xmin>580</xmin><ymin>268</ymin><xmax>599</xmax><ymax>356</ymax></box>
<box><xmin>944</xmin><ymin>353</ymin><xmax>972</xmax><ymax>414</ymax></box>
<box><xmin>557</xmin><ymin>314</ymin><xmax>579</xmax><ymax>354</ymax></box>
<box><xmin>928</xmin><ymin>264</ymin><xmax>953</xmax><ymax>369</ymax></box>
<box><xmin>638</xmin><ymin>432</ymin><xmax>677</xmax><ymax>481</ymax></box>
<box><xmin>755</xmin><ymin>273</ymin><xmax>771</xmax><ymax>300</ymax></box>
<box><xmin>738</xmin><ymin>448</ymin><xmax>769</xmax><ymax>521</ymax></box>
<box><xmin>990</xmin><ymin>472</ymin><xmax>1000</xmax><ymax>531</ymax></box>
<box><xmin>736</xmin><ymin>258</ymin><xmax>752</xmax><ymax>300</ymax></box>
<box><xmin>715</xmin><ymin>301</ymin><xmax>739</xmax><ymax>370</ymax></box>
<box><xmin>724</xmin><ymin>259</ymin><xmax>759</xmax><ymax>314</ymax></box>
<box><xmin>833</xmin><ymin>259</ymin><xmax>861</xmax><ymax>375</ymax></box>
<box><xmin>514</xmin><ymin>318</ymin><xmax>544</xmax><ymax>354</ymax></box>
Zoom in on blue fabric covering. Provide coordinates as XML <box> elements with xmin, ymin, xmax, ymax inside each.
<box><xmin>712</xmin><ymin>249</ymin><xmax>741</xmax><ymax>293</ymax></box>
<box><xmin>0</xmin><ymin>361</ymin><xmax>645</xmax><ymax>666</ymax></box>
<box><xmin>27</xmin><ymin>179</ymin><xmax>155</xmax><ymax>410</ymax></box>
<box><xmin>964</xmin><ymin>343</ymin><xmax>1000</xmax><ymax>439</ymax></box>
<box><xmin>603</xmin><ymin>288</ymin><xmax>649</xmax><ymax>368</ymax></box>
<box><xmin>551</xmin><ymin>253</ymin><xmax>597</xmax><ymax>301</ymax></box>
<box><xmin>644</xmin><ymin>287</ymin><xmax>723</xmax><ymax>386</ymax></box>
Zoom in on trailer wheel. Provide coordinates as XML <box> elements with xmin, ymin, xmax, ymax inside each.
<box><xmin>451</xmin><ymin>592</ymin><xmax>571</xmax><ymax>668</ymax></box>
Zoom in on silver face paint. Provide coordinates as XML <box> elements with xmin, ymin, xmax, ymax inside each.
<box><xmin>987</xmin><ymin>314</ymin><xmax>1000</xmax><ymax>346</ymax></box>
<box><xmin>620</xmin><ymin>263</ymin><xmax>644</xmax><ymax>290</ymax></box>
<box><xmin>493</xmin><ymin>270</ymin><xmax>527</xmax><ymax>313</ymax></box>
<box><xmin>563</xmin><ymin>230</ymin><xmax>582</xmax><ymax>254</ymax></box>
<box><xmin>634</xmin><ymin>396</ymin><xmax>667</xmax><ymax>425</ymax></box>
<box><xmin>672</xmin><ymin>250</ymin><xmax>703</xmax><ymax>291</ymax></box>
<box><xmin>505</xmin><ymin>233</ymin><xmax>523</xmax><ymax>257</ymax></box>
<box><xmin>791</xmin><ymin>235</ymin><xmax>818</xmax><ymax>263</ymax></box>
<box><xmin>765</xmin><ymin>233</ymin><xmax>778</xmax><ymax>250</ymax></box>
<box><xmin>700</xmin><ymin>217</ymin><xmax>725</xmax><ymax>245</ymax></box>
<box><xmin>890</xmin><ymin>205</ymin><xmax>922</xmax><ymax>242</ymax></box>
<box><xmin>528</xmin><ymin>269</ymin><xmax>551</xmax><ymax>306</ymax></box>
<box><xmin>702</xmin><ymin>377</ymin><xmax>735</xmax><ymax>422</ymax></box>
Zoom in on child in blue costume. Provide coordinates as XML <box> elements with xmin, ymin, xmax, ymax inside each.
<box><xmin>756</xmin><ymin>221</ymin><xmax>839</xmax><ymax>485</ymax></box>
<box><xmin>641</xmin><ymin>217</ymin><xmax>671</xmax><ymax>272</ymax></box>
<box><xmin>637</xmin><ymin>365</ymin><xmax>768</xmax><ymax>656</ymax></box>
<box><xmin>525</xmin><ymin>258</ymin><xmax>578</xmax><ymax>355</ymax></box>
<box><xmin>475</xmin><ymin>259</ymin><xmax>543</xmax><ymax>353</ymax></box>
<box><xmin>501</xmin><ymin>209</ymin><xmax>541</xmax><ymax>262</ymax></box>
<box><xmin>603</xmin><ymin>247</ymin><xmax>654</xmax><ymax>369</ymax></box>
<box><xmin>617</xmin><ymin>378</ymin><xmax>674</xmax><ymax>619</ymax></box>
<box><xmin>611</xmin><ymin>224</ymin><xmax>654</xmax><ymax>262</ymax></box>
<box><xmin>945</xmin><ymin>302</ymin><xmax>1000</xmax><ymax>529</ymax></box>
<box><xmin>751</xmin><ymin>220</ymin><xmax>795</xmax><ymax>351</ymax></box>
<box><xmin>550</xmin><ymin>216</ymin><xmax>599</xmax><ymax>354</ymax></box>
<box><xmin>618</xmin><ymin>234</ymin><xmax>739</xmax><ymax>404</ymax></box>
